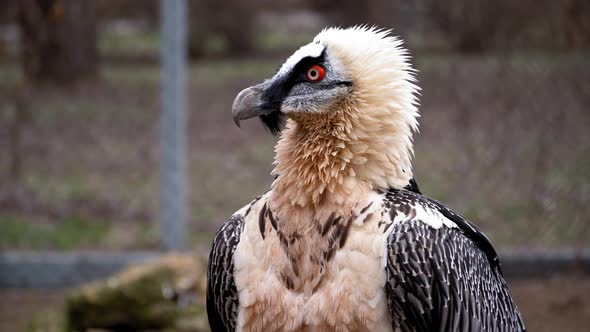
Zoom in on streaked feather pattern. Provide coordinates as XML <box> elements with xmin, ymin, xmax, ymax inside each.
<box><xmin>206</xmin><ymin>214</ymin><xmax>244</xmax><ymax>332</ymax></box>
<box><xmin>382</xmin><ymin>189</ymin><xmax>526</xmax><ymax>332</ymax></box>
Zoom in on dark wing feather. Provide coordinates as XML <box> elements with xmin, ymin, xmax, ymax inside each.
<box><xmin>206</xmin><ymin>215</ymin><xmax>244</xmax><ymax>332</ymax></box>
<box><xmin>424</xmin><ymin>195</ymin><xmax>502</xmax><ymax>272</ymax></box>
<box><xmin>403</xmin><ymin>177</ymin><xmax>422</xmax><ymax>194</ymax></box>
<box><xmin>384</xmin><ymin>190</ymin><xmax>526</xmax><ymax>332</ymax></box>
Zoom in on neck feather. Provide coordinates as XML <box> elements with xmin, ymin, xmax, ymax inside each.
<box><xmin>271</xmin><ymin>102</ymin><xmax>414</xmax><ymax>212</ymax></box>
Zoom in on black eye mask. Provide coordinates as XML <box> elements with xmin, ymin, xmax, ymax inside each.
<box><xmin>259</xmin><ymin>50</ymin><xmax>328</xmax><ymax>135</ymax></box>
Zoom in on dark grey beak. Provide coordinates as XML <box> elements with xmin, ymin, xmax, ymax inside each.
<box><xmin>232</xmin><ymin>86</ymin><xmax>265</xmax><ymax>127</ymax></box>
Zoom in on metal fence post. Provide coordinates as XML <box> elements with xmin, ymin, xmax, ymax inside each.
<box><xmin>160</xmin><ymin>0</ymin><xmax>188</xmax><ymax>251</ymax></box>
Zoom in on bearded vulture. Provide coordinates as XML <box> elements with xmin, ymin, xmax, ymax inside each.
<box><xmin>207</xmin><ymin>27</ymin><xmax>526</xmax><ymax>332</ymax></box>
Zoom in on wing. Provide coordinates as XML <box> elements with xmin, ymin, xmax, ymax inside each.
<box><xmin>206</xmin><ymin>214</ymin><xmax>244</xmax><ymax>332</ymax></box>
<box><xmin>383</xmin><ymin>190</ymin><xmax>526</xmax><ymax>332</ymax></box>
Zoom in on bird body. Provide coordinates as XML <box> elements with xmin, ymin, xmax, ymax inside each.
<box><xmin>227</xmin><ymin>190</ymin><xmax>392</xmax><ymax>331</ymax></box>
<box><xmin>207</xmin><ymin>27</ymin><xmax>526</xmax><ymax>332</ymax></box>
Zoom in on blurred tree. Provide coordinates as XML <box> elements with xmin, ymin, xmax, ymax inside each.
<box><xmin>428</xmin><ymin>0</ymin><xmax>502</xmax><ymax>53</ymax></box>
<box><xmin>311</xmin><ymin>0</ymin><xmax>368</xmax><ymax>26</ymax></box>
<box><xmin>96</xmin><ymin>0</ymin><xmax>158</xmax><ymax>23</ymax></box>
<box><xmin>427</xmin><ymin>0</ymin><xmax>590</xmax><ymax>52</ymax></box>
<box><xmin>310</xmin><ymin>0</ymin><xmax>401</xmax><ymax>32</ymax></box>
<box><xmin>0</xmin><ymin>0</ymin><xmax>18</xmax><ymax>25</ymax></box>
<box><xmin>368</xmin><ymin>0</ymin><xmax>400</xmax><ymax>29</ymax></box>
<box><xmin>18</xmin><ymin>0</ymin><xmax>97</xmax><ymax>84</ymax></box>
<box><xmin>187</xmin><ymin>0</ymin><xmax>210</xmax><ymax>58</ymax></box>
<box><xmin>9</xmin><ymin>83</ymin><xmax>31</xmax><ymax>181</ymax></box>
<box><xmin>188</xmin><ymin>0</ymin><xmax>256</xmax><ymax>58</ymax></box>
<box><xmin>0</xmin><ymin>0</ymin><xmax>18</xmax><ymax>58</ymax></box>
<box><xmin>562</xmin><ymin>0</ymin><xmax>590</xmax><ymax>50</ymax></box>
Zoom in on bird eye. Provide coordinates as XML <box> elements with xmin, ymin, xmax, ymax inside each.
<box><xmin>306</xmin><ymin>65</ymin><xmax>325</xmax><ymax>82</ymax></box>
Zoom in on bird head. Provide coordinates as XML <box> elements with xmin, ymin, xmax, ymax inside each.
<box><xmin>233</xmin><ymin>27</ymin><xmax>420</xmax><ymax>204</ymax></box>
<box><xmin>232</xmin><ymin>26</ymin><xmax>419</xmax><ymax>135</ymax></box>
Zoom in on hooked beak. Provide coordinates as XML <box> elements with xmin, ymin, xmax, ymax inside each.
<box><xmin>232</xmin><ymin>86</ymin><xmax>265</xmax><ymax>127</ymax></box>
<box><xmin>231</xmin><ymin>80</ymin><xmax>286</xmax><ymax>135</ymax></box>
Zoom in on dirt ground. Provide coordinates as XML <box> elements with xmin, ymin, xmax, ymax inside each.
<box><xmin>0</xmin><ymin>288</ymin><xmax>65</xmax><ymax>332</ymax></box>
<box><xmin>1</xmin><ymin>274</ymin><xmax>589</xmax><ymax>332</ymax></box>
<box><xmin>510</xmin><ymin>274</ymin><xmax>590</xmax><ymax>332</ymax></box>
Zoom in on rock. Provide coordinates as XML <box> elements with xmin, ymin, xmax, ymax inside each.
<box><xmin>65</xmin><ymin>253</ymin><xmax>208</xmax><ymax>331</ymax></box>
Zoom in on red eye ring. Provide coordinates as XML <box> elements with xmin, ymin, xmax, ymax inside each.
<box><xmin>306</xmin><ymin>65</ymin><xmax>325</xmax><ymax>82</ymax></box>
